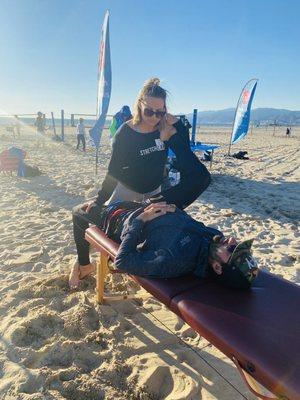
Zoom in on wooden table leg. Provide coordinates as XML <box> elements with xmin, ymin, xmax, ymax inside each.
<box><xmin>96</xmin><ymin>252</ymin><xmax>109</xmax><ymax>304</ymax></box>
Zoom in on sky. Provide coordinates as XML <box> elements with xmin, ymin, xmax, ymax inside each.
<box><xmin>0</xmin><ymin>0</ymin><xmax>299</xmax><ymax>117</ymax></box>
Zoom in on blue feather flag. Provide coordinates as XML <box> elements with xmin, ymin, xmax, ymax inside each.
<box><xmin>89</xmin><ymin>10</ymin><xmax>112</xmax><ymax>149</ymax></box>
<box><xmin>231</xmin><ymin>79</ymin><xmax>258</xmax><ymax>145</ymax></box>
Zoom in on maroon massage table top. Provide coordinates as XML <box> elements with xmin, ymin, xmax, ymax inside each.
<box><xmin>86</xmin><ymin>226</ymin><xmax>300</xmax><ymax>400</ymax></box>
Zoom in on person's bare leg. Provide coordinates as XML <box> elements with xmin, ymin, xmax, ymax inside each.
<box><xmin>69</xmin><ymin>260</ymin><xmax>81</xmax><ymax>289</ymax></box>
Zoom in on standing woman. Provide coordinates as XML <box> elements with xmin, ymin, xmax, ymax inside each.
<box><xmin>69</xmin><ymin>78</ymin><xmax>210</xmax><ymax>288</ymax></box>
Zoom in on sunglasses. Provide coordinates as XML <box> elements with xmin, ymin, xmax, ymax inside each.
<box><xmin>214</xmin><ymin>236</ymin><xmax>237</xmax><ymax>254</ymax></box>
<box><xmin>220</xmin><ymin>244</ymin><xmax>238</xmax><ymax>269</ymax></box>
<box><xmin>140</xmin><ymin>101</ymin><xmax>166</xmax><ymax>119</ymax></box>
<box><xmin>227</xmin><ymin>244</ymin><xmax>237</xmax><ymax>253</ymax></box>
<box><xmin>213</xmin><ymin>236</ymin><xmax>237</xmax><ymax>267</ymax></box>
<box><xmin>143</xmin><ymin>108</ymin><xmax>166</xmax><ymax>119</ymax></box>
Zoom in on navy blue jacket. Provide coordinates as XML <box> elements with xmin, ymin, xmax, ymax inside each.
<box><xmin>115</xmin><ymin>207</ymin><xmax>222</xmax><ymax>279</ymax></box>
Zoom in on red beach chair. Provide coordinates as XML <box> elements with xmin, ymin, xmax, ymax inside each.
<box><xmin>85</xmin><ymin>226</ymin><xmax>300</xmax><ymax>400</ymax></box>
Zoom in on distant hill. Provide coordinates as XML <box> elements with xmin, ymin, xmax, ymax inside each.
<box><xmin>186</xmin><ymin>108</ymin><xmax>300</xmax><ymax>126</ymax></box>
<box><xmin>1</xmin><ymin>108</ymin><xmax>300</xmax><ymax>127</ymax></box>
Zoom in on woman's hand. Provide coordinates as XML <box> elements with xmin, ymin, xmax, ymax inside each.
<box><xmin>159</xmin><ymin>114</ymin><xmax>178</xmax><ymax>142</ymax></box>
<box><xmin>165</xmin><ymin>113</ymin><xmax>179</xmax><ymax>125</ymax></box>
<box><xmin>137</xmin><ymin>202</ymin><xmax>176</xmax><ymax>223</ymax></box>
<box><xmin>82</xmin><ymin>201</ymin><xmax>96</xmax><ymax>213</ymax></box>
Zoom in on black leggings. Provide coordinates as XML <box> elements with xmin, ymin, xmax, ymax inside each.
<box><xmin>73</xmin><ymin>201</ymin><xmax>142</xmax><ymax>266</ymax></box>
<box><xmin>72</xmin><ymin>204</ymin><xmax>103</xmax><ymax>265</ymax></box>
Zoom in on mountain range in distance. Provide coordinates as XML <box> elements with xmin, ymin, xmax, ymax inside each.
<box><xmin>185</xmin><ymin>108</ymin><xmax>300</xmax><ymax>126</ymax></box>
<box><xmin>1</xmin><ymin>107</ymin><xmax>299</xmax><ymax>127</ymax></box>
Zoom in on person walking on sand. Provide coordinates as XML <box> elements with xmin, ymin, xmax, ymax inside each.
<box><xmin>14</xmin><ymin>115</ymin><xmax>21</xmax><ymax>137</ymax></box>
<box><xmin>76</xmin><ymin>118</ymin><xmax>86</xmax><ymax>151</ymax></box>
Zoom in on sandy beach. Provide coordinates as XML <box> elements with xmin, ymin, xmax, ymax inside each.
<box><xmin>0</xmin><ymin>123</ymin><xmax>299</xmax><ymax>399</ymax></box>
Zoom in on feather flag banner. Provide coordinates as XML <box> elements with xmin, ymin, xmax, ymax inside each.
<box><xmin>231</xmin><ymin>79</ymin><xmax>258</xmax><ymax>145</ymax></box>
<box><xmin>89</xmin><ymin>10</ymin><xmax>112</xmax><ymax>149</ymax></box>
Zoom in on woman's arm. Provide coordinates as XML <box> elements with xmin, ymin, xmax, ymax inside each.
<box><xmin>115</xmin><ymin>203</ymin><xmax>177</xmax><ymax>277</ymax></box>
<box><xmin>94</xmin><ymin>174</ymin><xmax>118</xmax><ymax>206</ymax></box>
<box><xmin>94</xmin><ymin>127</ymin><xmax>128</xmax><ymax>207</ymax></box>
<box><xmin>155</xmin><ymin>119</ymin><xmax>211</xmax><ymax>209</ymax></box>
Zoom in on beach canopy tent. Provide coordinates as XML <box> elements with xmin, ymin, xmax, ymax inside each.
<box><xmin>85</xmin><ymin>226</ymin><xmax>300</xmax><ymax>400</ymax></box>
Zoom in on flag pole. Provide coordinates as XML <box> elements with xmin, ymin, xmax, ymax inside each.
<box><xmin>191</xmin><ymin>109</ymin><xmax>197</xmax><ymax>145</ymax></box>
<box><xmin>227</xmin><ymin>105</ymin><xmax>239</xmax><ymax>156</ymax></box>
<box><xmin>51</xmin><ymin>112</ymin><xmax>57</xmax><ymax>138</ymax></box>
<box><xmin>95</xmin><ymin>148</ymin><xmax>99</xmax><ymax>175</ymax></box>
<box><xmin>61</xmin><ymin>109</ymin><xmax>65</xmax><ymax>141</ymax></box>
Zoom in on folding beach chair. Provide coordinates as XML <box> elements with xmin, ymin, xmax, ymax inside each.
<box><xmin>0</xmin><ymin>148</ymin><xmax>26</xmax><ymax>175</ymax></box>
<box><xmin>85</xmin><ymin>226</ymin><xmax>300</xmax><ymax>400</ymax></box>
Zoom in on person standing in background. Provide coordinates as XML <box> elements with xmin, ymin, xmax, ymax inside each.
<box><xmin>35</xmin><ymin>111</ymin><xmax>45</xmax><ymax>134</ymax></box>
<box><xmin>109</xmin><ymin>105</ymin><xmax>132</xmax><ymax>141</ymax></box>
<box><xmin>76</xmin><ymin>118</ymin><xmax>86</xmax><ymax>151</ymax></box>
<box><xmin>14</xmin><ymin>115</ymin><xmax>21</xmax><ymax>137</ymax></box>
<box><xmin>34</xmin><ymin>111</ymin><xmax>46</xmax><ymax>146</ymax></box>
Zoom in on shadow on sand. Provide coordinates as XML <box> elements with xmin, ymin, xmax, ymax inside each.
<box><xmin>16</xmin><ymin>176</ymin><xmax>85</xmax><ymax>210</ymax></box>
<box><xmin>198</xmin><ymin>173</ymin><xmax>299</xmax><ymax>223</ymax></box>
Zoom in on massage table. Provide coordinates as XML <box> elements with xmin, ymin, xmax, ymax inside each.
<box><xmin>85</xmin><ymin>226</ymin><xmax>300</xmax><ymax>400</ymax></box>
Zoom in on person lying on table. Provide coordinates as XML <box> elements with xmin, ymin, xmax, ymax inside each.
<box><xmin>69</xmin><ymin>104</ymin><xmax>211</xmax><ymax>289</ymax></box>
<box><xmin>71</xmin><ymin>200</ymin><xmax>259</xmax><ymax>290</ymax></box>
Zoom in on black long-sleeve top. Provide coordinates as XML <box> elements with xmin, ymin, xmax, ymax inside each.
<box><xmin>95</xmin><ymin>120</ymin><xmax>210</xmax><ymax>209</ymax></box>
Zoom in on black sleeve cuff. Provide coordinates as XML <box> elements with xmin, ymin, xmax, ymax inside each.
<box><xmin>173</xmin><ymin>119</ymin><xmax>182</xmax><ymax>130</ymax></box>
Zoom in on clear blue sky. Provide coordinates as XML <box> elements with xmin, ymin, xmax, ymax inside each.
<box><xmin>0</xmin><ymin>0</ymin><xmax>299</xmax><ymax>117</ymax></box>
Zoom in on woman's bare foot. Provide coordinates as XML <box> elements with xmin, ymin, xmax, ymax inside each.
<box><xmin>69</xmin><ymin>261</ymin><xmax>95</xmax><ymax>290</ymax></box>
<box><xmin>69</xmin><ymin>260</ymin><xmax>81</xmax><ymax>290</ymax></box>
<box><xmin>79</xmin><ymin>263</ymin><xmax>95</xmax><ymax>279</ymax></box>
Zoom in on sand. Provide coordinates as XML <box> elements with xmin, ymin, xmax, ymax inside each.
<box><xmin>0</xmin><ymin>123</ymin><xmax>299</xmax><ymax>399</ymax></box>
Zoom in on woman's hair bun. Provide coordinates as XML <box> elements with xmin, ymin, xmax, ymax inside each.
<box><xmin>145</xmin><ymin>77</ymin><xmax>160</xmax><ymax>87</ymax></box>
<box><xmin>131</xmin><ymin>77</ymin><xmax>168</xmax><ymax>124</ymax></box>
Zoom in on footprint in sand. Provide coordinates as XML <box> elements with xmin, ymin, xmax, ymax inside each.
<box><xmin>8</xmin><ymin>313</ymin><xmax>64</xmax><ymax>349</ymax></box>
<box><xmin>63</xmin><ymin>303</ymin><xmax>99</xmax><ymax>338</ymax></box>
<box><xmin>31</xmin><ymin>262</ymin><xmax>47</xmax><ymax>272</ymax></box>
<box><xmin>39</xmin><ymin>207</ymin><xmax>59</xmax><ymax>214</ymax></box>
<box><xmin>25</xmin><ymin>341</ymin><xmax>102</xmax><ymax>372</ymax></box>
<box><xmin>180</xmin><ymin>326</ymin><xmax>198</xmax><ymax>340</ymax></box>
<box><xmin>138</xmin><ymin>364</ymin><xmax>198</xmax><ymax>399</ymax></box>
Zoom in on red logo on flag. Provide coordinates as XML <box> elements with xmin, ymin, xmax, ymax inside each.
<box><xmin>99</xmin><ymin>40</ymin><xmax>105</xmax><ymax>70</ymax></box>
<box><xmin>242</xmin><ymin>90</ymin><xmax>250</xmax><ymax>103</ymax></box>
